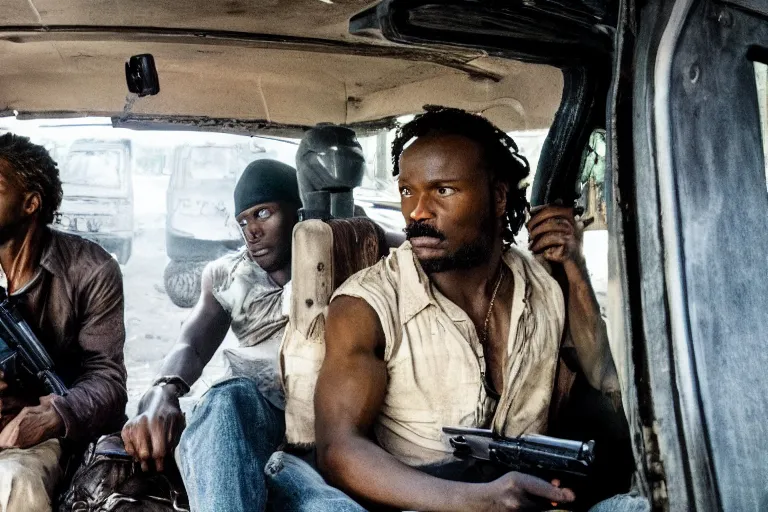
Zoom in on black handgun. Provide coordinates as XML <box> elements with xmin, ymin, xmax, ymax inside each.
<box><xmin>443</xmin><ymin>426</ymin><xmax>595</xmax><ymax>480</ymax></box>
<box><xmin>0</xmin><ymin>287</ymin><xmax>67</xmax><ymax>396</ymax></box>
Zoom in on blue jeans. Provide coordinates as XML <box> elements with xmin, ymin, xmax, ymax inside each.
<box><xmin>265</xmin><ymin>451</ymin><xmax>366</xmax><ymax>512</ymax></box>
<box><xmin>178</xmin><ymin>377</ymin><xmax>364</xmax><ymax>512</ymax></box>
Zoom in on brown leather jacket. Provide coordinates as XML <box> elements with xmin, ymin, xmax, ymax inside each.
<box><xmin>10</xmin><ymin>228</ymin><xmax>127</xmax><ymax>444</ymax></box>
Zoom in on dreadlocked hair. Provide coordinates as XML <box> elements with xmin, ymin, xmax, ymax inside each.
<box><xmin>391</xmin><ymin>106</ymin><xmax>530</xmax><ymax>249</ymax></box>
<box><xmin>0</xmin><ymin>132</ymin><xmax>63</xmax><ymax>225</ymax></box>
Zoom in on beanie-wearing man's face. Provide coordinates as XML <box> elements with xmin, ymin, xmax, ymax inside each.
<box><xmin>236</xmin><ymin>201</ymin><xmax>296</xmax><ymax>273</ymax></box>
<box><xmin>398</xmin><ymin>134</ymin><xmax>500</xmax><ymax>274</ymax></box>
<box><xmin>232</xmin><ymin>159</ymin><xmax>301</xmax><ymax>275</ymax></box>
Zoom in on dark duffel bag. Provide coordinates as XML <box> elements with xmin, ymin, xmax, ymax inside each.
<box><xmin>58</xmin><ymin>433</ymin><xmax>189</xmax><ymax>512</ymax></box>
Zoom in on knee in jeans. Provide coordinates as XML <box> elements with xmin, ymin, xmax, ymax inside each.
<box><xmin>265</xmin><ymin>451</ymin><xmax>285</xmax><ymax>477</ymax></box>
<box><xmin>199</xmin><ymin>377</ymin><xmax>264</xmax><ymax>410</ymax></box>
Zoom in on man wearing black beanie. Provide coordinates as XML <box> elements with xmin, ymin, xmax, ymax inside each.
<box><xmin>121</xmin><ymin>158</ymin><xmax>359</xmax><ymax>511</ymax></box>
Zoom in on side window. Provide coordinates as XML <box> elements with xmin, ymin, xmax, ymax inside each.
<box><xmin>577</xmin><ymin>129</ymin><xmax>607</xmax><ymax>230</ymax></box>
<box><xmin>514</xmin><ymin>129</ymin><xmax>607</xmax><ymax>315</ymax></box>
<box><xmin>754</xmin><ymin>61</ymin><xmax>767</xmax><ymax>189</ymax></box>
<box><xmin>578</xmin><ymin>129</ymin><xmax>608</xmax><ymax>316</ymax></box>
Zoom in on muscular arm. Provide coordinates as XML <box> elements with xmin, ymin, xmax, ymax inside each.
<box><xmin>317</xmin><ymin>297</ymin><xmax>573</xmax><ymax>512</ymax></box>
<box><xmin>138</xmin><ymin>263</ymin><xmax>231</xmax><ymax>409</ymax></box>
<box><xmin>316</xmin><ymin>296</ymin><xmax>478</xmax><ymax>511</ymax></box>
<box><xmin>561</xmin><ymin>258</ymin><xmax>619</xmax><ymax>394</ymax></box>
<box><xmin>528</xmin><ymin>205</ymin><xmax>619</xmax><ymax>394</ymax></box>
<box><xmin>123</xmin><ymin>262</ymin><xmax>232</xmax><ymax>471</ymax></box>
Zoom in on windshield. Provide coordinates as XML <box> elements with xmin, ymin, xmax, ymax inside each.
<box><xmin>181</xmin><ymin>146</ymin><xmax>240</xmax><ymax>182</ymax></box>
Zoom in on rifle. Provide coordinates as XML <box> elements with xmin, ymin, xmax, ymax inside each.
<box><xmin>0</xmin><ymin>287</ymin><xmax>68</xmax><ymax>396</ymax></box>
<box><xmin>443</xmin><ymin>427</ymin><xmax>595</xmax><ymax>481</ymax></box>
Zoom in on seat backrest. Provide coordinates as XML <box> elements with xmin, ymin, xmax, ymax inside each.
<box><xmin>280</xmin><ymin>217</ymin><xmax>386</xmax><ymax>446</ymax></box>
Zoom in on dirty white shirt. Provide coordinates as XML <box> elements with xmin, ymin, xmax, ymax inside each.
<box><xmin>332</xmin><ymin>242</ymin><xmax>566</xmax><ymax>466</ymax></box>
<box><xmin>209</xmin><ymin>250</ymin><xmax>290</xmax><ymax>409</ymax></box>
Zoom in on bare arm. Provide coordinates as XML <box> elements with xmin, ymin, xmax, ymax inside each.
<box><xmin>144</xmin><ymin>263</ymin><xmax>231</xmax><ymax>403</ymax></box>
<box><xmin>316</xmin><ymin>296</ymin><xmax>573</xmax><ymax>511</ymax></box>
<box><xmin>561</xmin><ymin>258</ymin><xmax>619</xmax><ymax>394</ymax></box>
<box><xmin>528</xmin><ymin>205</ymin><xmax>619</xmax><ymax>394</ymax></box>
<box><xmin>123</xmin><ymin>262</ymin><xmax>231</xmax><ymax>471</ymax></box>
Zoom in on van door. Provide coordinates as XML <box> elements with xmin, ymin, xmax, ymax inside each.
<box><xmin>614</xmin><ymin>0</ymin><xmax>768</xmax><ymax>510</ymax></box>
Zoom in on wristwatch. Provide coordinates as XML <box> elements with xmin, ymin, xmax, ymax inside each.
<box><xmin>151</xmin><ymin>375</ymin><xmax>191</xmax><ymax>398</ymax></box>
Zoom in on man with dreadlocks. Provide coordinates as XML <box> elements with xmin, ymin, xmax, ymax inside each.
<box><xmin>310</xmin><ymin>107</ymin><xmax>633</xmax><ymax>511</ymax></box>
<box><xmin>0</xmin><ymin>133</ymin><xmax>127</xmax><ymax>511</ymax></box>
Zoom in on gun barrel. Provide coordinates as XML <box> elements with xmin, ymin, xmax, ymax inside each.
<box><xmin>519</xmin><ymin>434</ymin><xmax>595</xmax><ymax>460</ymax></box>
<box><xmin>442</xmin><ymin>426</ymin><xmax>595</xmax><ymax>478</ymax></box>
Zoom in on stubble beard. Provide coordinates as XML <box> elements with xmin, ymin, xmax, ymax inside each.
<box><xmin>414</xmin><ymin>210</ymin><xmax>496</xmax><ymax>275</ymax></box>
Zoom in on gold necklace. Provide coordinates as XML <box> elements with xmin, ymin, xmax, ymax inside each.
<box><xmin>480</xmin><ymin>264</ymin><xmax>505</xmax><ymax>344</ymax></box>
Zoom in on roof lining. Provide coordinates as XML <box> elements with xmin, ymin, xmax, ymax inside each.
<box><xmin>0</xmin><ymin>26</ymin><xmax>503</xmax><ymax>81</ymax></box>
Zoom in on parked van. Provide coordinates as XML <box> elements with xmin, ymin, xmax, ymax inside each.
<box><xmin>54</xmin><ymin>138</ymin><xmax>134</xmax><ymax>264</ymax></box>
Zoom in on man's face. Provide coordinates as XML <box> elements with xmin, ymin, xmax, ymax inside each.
<box><xmin>398</xmin><ymin>134</ymin><xmax>506</xmax><ymax>274</ymax></box>
<box><xmin>236</xmin><ymin>201</ymin><xmax>298</xmax><ymax>273</ymax></box>
<box><xmin>0</xmin><ymin>161</ymin><xmax>29</xmax><ymax>245</ymax></box>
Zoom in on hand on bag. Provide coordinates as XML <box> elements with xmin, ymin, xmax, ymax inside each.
<box><xmin>122</xmin><ymin>385</ymin><xmax>185</xmax><ymax>472</ymax></box>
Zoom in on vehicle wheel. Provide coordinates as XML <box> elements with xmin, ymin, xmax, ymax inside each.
<box><xmin>163</xmin><ymin>260</ymin><xmax>207</xmax><ymax>308</ymax></box>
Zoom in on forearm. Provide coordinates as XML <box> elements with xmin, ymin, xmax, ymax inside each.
<box><xmin>156</xmin><ymin>343</ymin><xmax>208</xmax><ymax>387</ymax></box>
<box><xmin>52</xmin><ymin>370</ymin><xmax>127</xmax><ymax>442</ymax></box>
<box><xmin>136</xmin><ymin>343</ymin><xmax>210</xmax><ymax>414</ymax></box>
<box><xmin>320</xmin><ymin>435</ymin><xmax>476</xmax><ymax>512</ymax></box>
<box><xmin>562</xmin><ymin>258</ymin><xmax>619</xmax><ymax>393</ymax></box>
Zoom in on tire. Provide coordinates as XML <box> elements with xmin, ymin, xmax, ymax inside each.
<box><xmin>163</xmin><ymin>260</ymin><xmax>208</xmax><ymax>308</ymax></box>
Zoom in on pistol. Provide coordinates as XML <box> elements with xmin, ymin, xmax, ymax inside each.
<box><xmin>0</xmin><ymin>287</ymin><xmax>67</xmax><ymax>396</ymax></box>
<box><xmin>443</xmin><ymin>426</ymin><xmax>595</xmax><ymax>480</ymax></box>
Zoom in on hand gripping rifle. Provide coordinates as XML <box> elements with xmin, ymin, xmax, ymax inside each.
<box><xmin>0</xmin><ymin>287</ymin><xmax>68</xmax><ymax>396</ymax></box>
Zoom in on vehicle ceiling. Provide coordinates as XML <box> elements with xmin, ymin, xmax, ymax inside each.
<box><xmin>0</xmin><ymin>0</ymin><xmax>563</xmax><ymax>134</ymax></box>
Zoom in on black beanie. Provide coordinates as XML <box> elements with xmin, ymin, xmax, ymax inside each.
<box><xmin>234</xmin><ymin>159</ymin><xmax>301</xmax><ymax>216</ymax></box>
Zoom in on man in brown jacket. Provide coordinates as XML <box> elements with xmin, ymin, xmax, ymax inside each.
<box><xmin>0</xmin><ymin>132</ymin><xmax>127</xmax><ymax>512</ymax></box>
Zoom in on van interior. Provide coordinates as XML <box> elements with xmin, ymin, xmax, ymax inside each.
<box><xmin>2</xmin><ymin>0</ymin><xmax>768</xmax><ymax>510</ymax></box>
